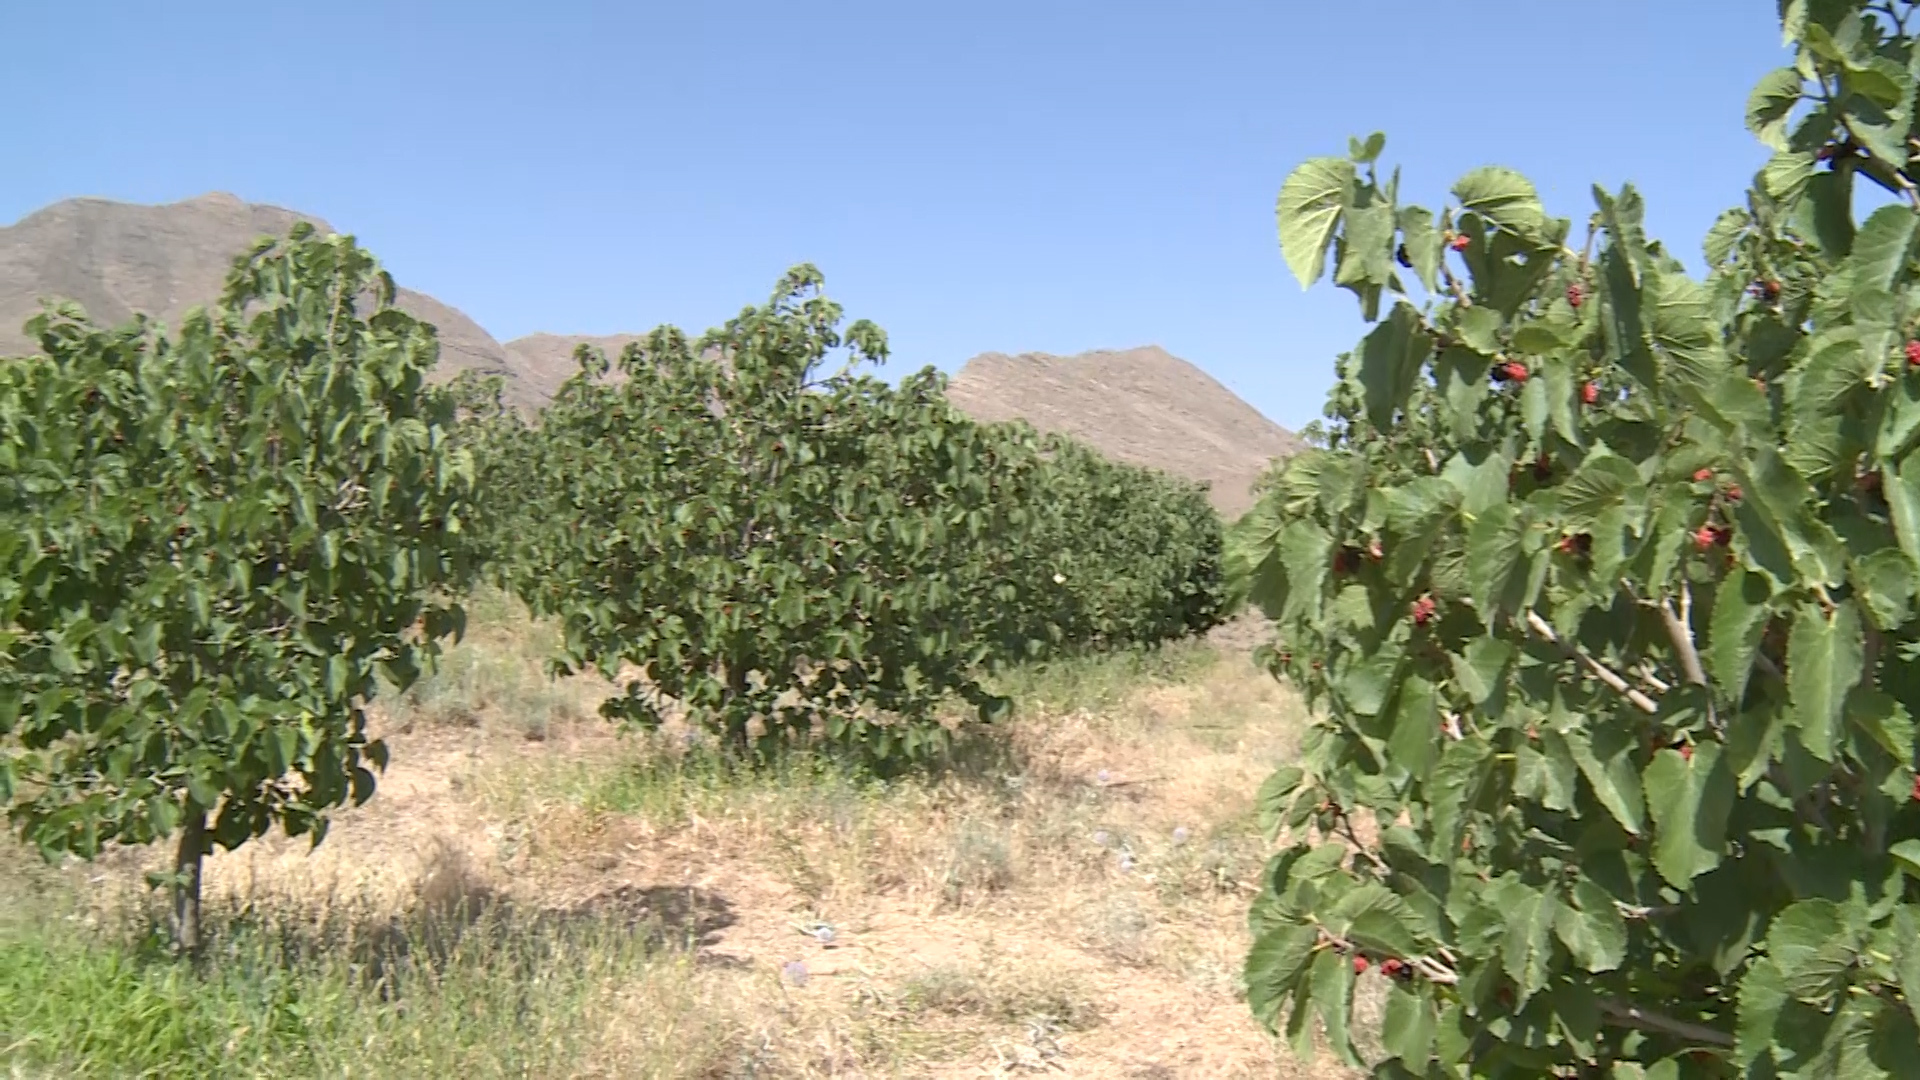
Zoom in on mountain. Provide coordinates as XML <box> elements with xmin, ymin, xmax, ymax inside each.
<box><xmin>500</xmin><ymin>333</ymin><xmax>648</xmax><ymax>402</ymax></box>
<box><xmin>945</xmin><ymin>347</ymin><xmax>1303</xmax><ymax>517</ymax></box>
<box><xmin>1</xmin><ymin>194</ymin><xmax>1303</xmax><ymax>510</ymax></box>
<box><xmin>0</xmin><ymin>192</ymin><xmax>544</xmax><ymax>410</ymax></box>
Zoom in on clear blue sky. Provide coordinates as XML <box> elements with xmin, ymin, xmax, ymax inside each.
<box><xmin>3</xmin><ymin>1</ymin><xmax>1786</xmax><ymax>431</ymax></box>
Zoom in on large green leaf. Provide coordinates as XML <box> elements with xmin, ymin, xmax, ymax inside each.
<box><xmin>1569</xmin><ymin>727</ymin><xmax>1646</xmax><ymax>835</ymax></box>
<box><xmin>1556</xmin><ymin>879</ymin><xmax>1628</xmax><ymax>973</ymax></box>
<box><xmin>1501</xmin><ymin>884</ymin><xmax>1559</xmax><ymax>1000</ymax></box>
<box><xmin>1381</xmin><ymin>984</ymin><xmax>1438</xmax><ymax>1064</ymax></box>
<box><xmin>1642</xmin><ymin>743</ymin><xmax>1736</xmax><ymax>888</ymax></box>
<box><xmin>1453</xmin><ymin>167</ymin><xmax>1551</xmax><ymax>248</ymax></box>
<box><xmin>1787</xmin><ymin>600</ymin><xmax>1865</xmax><ymax>761</ymax></box>
<box><xmin>1847</xmin><ymin>204</ymin><xmax>1919</xmax><ymax>297</ymax></box>
<box><xmin>1245</xmin><ymin>924</ymin><xmax>1319</xmax><ymax>1030</ymax></box>
<box><xmin>1747</xmin><ymin>67</ymin><xmax>1806</xmax><ymax>149</ymax></box>
<box><xmin>1708</xmin><ymin>570</ymin><xmax>1774</xmax><ymax>704</ymax></box>
<box><xmin>1278</xmin><ymin>158</ymin><xmax>1356</xmax><ymax>288</ymax></box>
<box><xmin>1357</xmin><ymin>303</ymin><xmax>1435</xmax><ymax>430</ymax></box>
<box><xmin>1389</xmin><ymin>676</ymin><xmax>1440</xmax><ymax>782</ymax></box>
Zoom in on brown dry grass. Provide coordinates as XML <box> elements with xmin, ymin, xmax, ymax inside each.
<box><xmin>5</xmin><ymin>603</ymin><xmax>1372</xmax><ymax>1078</ymax></box>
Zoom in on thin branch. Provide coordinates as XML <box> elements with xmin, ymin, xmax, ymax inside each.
<box><xmin>1661</xmin><ymin>583</ymin><xmax>1720</xmax><ymax>733</ymax></box>
<box><xmin>1598</xmin><ymin>999</ymin><xmax>1734</xmax><ymax>1049</ymax></box>
<box><xmin>1314</xmin><ymin>927</ymin><xmax>1460</xmax><ymax>986</ymax></box>
<box><xmin>1524</xmin><ymin>611</ymin><xmax>1659</xmax><ymax>714</ymax></box>
<box><xmin>1331</xmin><ymin>813</ymin><xmax>1391</xmax><ymax>877</ymax></box>
<box><xmin>1634</xmin><ymin>663</ymin><xmax>1672</xmax><ymax>695</ymax></box>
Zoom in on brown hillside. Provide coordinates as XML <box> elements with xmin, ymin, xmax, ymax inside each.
<box><xmin>0</xmin><ymin>193</ymin><xmax>544</xmax><ymax>410</ymax></box>
<box><xmin>0</xmin><ymin>194</ymin><xmax>1302</xmax><ymax>509</ymax></box>
<box><xmin>501</xmin><ymin>333</ymin><xmax>648</xmax><ymax>401</ymax></box>
<box><xmin>946</xmin><ymin>346</ymin><xmax>1303</xmax><ymax>517</ymax></box>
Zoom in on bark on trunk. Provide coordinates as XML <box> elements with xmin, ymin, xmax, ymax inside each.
<box><xmin>172</xmin><ymin>803</ymin><xmax>207</xmax><ymax>958</ymax></box>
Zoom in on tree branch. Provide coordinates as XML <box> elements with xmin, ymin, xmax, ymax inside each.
<box><xmin>1524</xmin><ymin>611</ymin><xmax>1659</xmax><ymax>714</ymax></box>
<box><xmin>1661</xmin><ymin>583</ymin><xmax>1719</xmax><ymax>733</ymax></box>
<box><xmin>1598</xmin><ymin>999</ymin><xmax>1734</xmax><ymax>1048</ymax></box>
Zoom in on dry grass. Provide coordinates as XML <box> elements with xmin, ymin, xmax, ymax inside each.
<box><xmin>1</xmin><ymin>609</ymin><xmax>1370</xmax><ymax>1078</ymax></box>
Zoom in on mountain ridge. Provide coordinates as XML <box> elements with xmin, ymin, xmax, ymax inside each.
<box><xmin>1</xmin><ymin>193</ymin><xmax>1301</xmax><ymax>512</ymax></box>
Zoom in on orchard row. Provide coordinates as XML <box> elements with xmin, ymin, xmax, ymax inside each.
<box><xmin>0</xmin><ymin>241</ymin><xmax>1225</xmax><ymax>948</ymax></box>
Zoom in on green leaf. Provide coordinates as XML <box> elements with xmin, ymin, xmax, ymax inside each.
<box><xmin>1891</xmin><ymin>840</ymin><xmax>1920</xmax><ymax>881</ymax></box>
<box><xmin>1557</xmin><ymin>879</ymin><xmax>1628</xmax><ymax>973</ymax></box>
<box><xmin>1308</xmin><ymin>943</ymin><xmax>1360</xmax><ymax>1065</ymax></box>
<box><xmin>1760</xmin><ymin>150</ymin><xmax>1818</xmax><ymax>207</ymax></box>
<box><xmin>1388</xmin><ymin>676</ymin><xmax>1440</xmax><ymax>782</ymax></box>
<box><xmin>1709</xmin><ymin>570</ymin><xmax>1774</xmax><ymax>705</ymax></box>
<box><xmin>1449</xmin><ymin>638</ymin><xmax>1514</xmax><ymax>707</ymax></box>
<box><xmin>1357</xmin><ymin>303</ymin><xmax>1435</xmax><ymax>430</ymax></box>
<box><xmin>1452</xmin><ymin>167</ymin><xmax>1550</xmax><ymax>247</ymax></box>
<box><xmin>1335</xmin><ymin>202</ymin><xmax>1398</xmax><ymax>295</ymax></box>
<box><xmin>1852</xmin><ymin>548</ymin><xmax>1915</xmax><ymax>630</ymax></box>
<box><xmin>1642</xmin><ymin>743</ymin><xmax>1735</xmax><ymax>888</ymax></box>
<box><xmin>1397</xmin><ymin>206</ymin><xmax>1441</xmax><ymax>294</ymax></box>
<box><xmin>1501</xmin><ymin>885</ymin><xmax>1558</xmax><ymax>1000</ymax></box>
<box><xmin>1558</xmin><ymin>453</ymin><xmax>1648</xmax><ymax>534</ymax></box>
<box><xmin>1747</xmin><ymin>67</ymin><xmax>1806</xmax><ymax>150</ymax></box>
<box><xmin>1736</xmin><ymin>958</ymin><xmax>1789</xmax><ymax>1067</ymax></box>
<box><xmin>1885</xmin><ymin>458</ymin><xmax>1920</xmax><ymax>574</ymax></box>
<box><xmin>1256</xmin><ymin>766</ymin><xmax>1306</xmax><ymax>839</ymax></box>
<box><xmin>1278</xmin><ymin>158</ymin><xmax>1356</xmax><ymax>288</ymax></box>
<box><xmin>1245</xmin><ymin>924</ymin><xmax>1319</xmax><ymax>1030</ymax></box>
<box><xmin>1381</xmin><ymin>984</ymin><xmax>1437</xmax><ymax>1064</ymax></box>
<box><xmin>1569</xmin><ymin>727</ymin><xmax>1646</xmax><ymax>835</ymax></box>
<box><xmin>1787</xmin><ymin>600</ymin><xmax>1865</xmax><ymax>761</ymax></box>
<box><xmin>1456</xmin><ymin>307</ymin><xmax>1502</xmax><ymax>354</ymax></box>
<box><xmin>1514</xmin><ymin>738</ymin><xmax>1577</xmax><ymax>812</ymax></box>
<box><xmin>1848</xmin><ymin>204</ymin><xmax>1918</xmax><ymax>297</ymax></box>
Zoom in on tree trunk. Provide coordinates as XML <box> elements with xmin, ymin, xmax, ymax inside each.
<box><xmin>172</xmin><ymin>803</ymin><xmax>207</xmax><ymax>958</ymax></box>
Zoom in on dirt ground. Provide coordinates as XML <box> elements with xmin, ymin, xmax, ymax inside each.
<box><xmin>60</xmin><ymin>617</ymin><xmax>1368</xmax><ymax>1078</ymax></box>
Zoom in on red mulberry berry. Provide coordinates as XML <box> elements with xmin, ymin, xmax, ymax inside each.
<box><xmin>1448</xmin><ymin>233</ymin><xmax>1471</xmax><ymax>252</ymax></box>
<box><xmin>1693</xmin><ymin>468</ymin><xmax>1713</xmax><ymax>482</ymax></box>
<box><xmin>1502</xmin><ymin>361</ymin><xmax>1529</xmax><ymax>383</ymax></box>
<box><xmin>1905</xmin><ymin>340</ymin><xmax>1920</xmax><ymax>367</ymax></box>
<box><xmin>1581</xmin><ymin>381</ymin><xmax>1600</xmax><ymax>405</ymax></box>
<box><xmin>1566</xmin><ymin>282</ymin><xmax>1585</xmax><ymax>308</ymax></box>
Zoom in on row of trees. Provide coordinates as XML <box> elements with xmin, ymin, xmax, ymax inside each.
<box><xmin>461</xmin><ymin>265</ymin><xmax>1225</xmax><ymax>762</ymax></box>
<box><xmin>1239</xmin><ymin>1</ymin><xmax>1920</xmax><ymax>1075</ymax></box>
<box><xmin>2</xmin><ymin>243</ymin><xmax>1226</xmax><ymax>947</ymax></box>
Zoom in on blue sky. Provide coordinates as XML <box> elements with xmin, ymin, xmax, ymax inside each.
<box><xmin>3</xmin><ymin>1</ymin><xmax>1787</xmax><ymax>431</ymax></box>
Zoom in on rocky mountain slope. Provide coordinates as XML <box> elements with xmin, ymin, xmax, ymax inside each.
<box><xmin>2</xmin><ymin>194</ymin><xmax>1301</xmax><ymax>511</ymax></box>
<box><xmin>946</xmin><ymin>347</ymin><xmax>1303</xmax><ymax>516</ymax></box>
<box><xmin>0</xmin><ymin>193</ymin><xmax>544</xmax><ymax>410</ymax></box>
